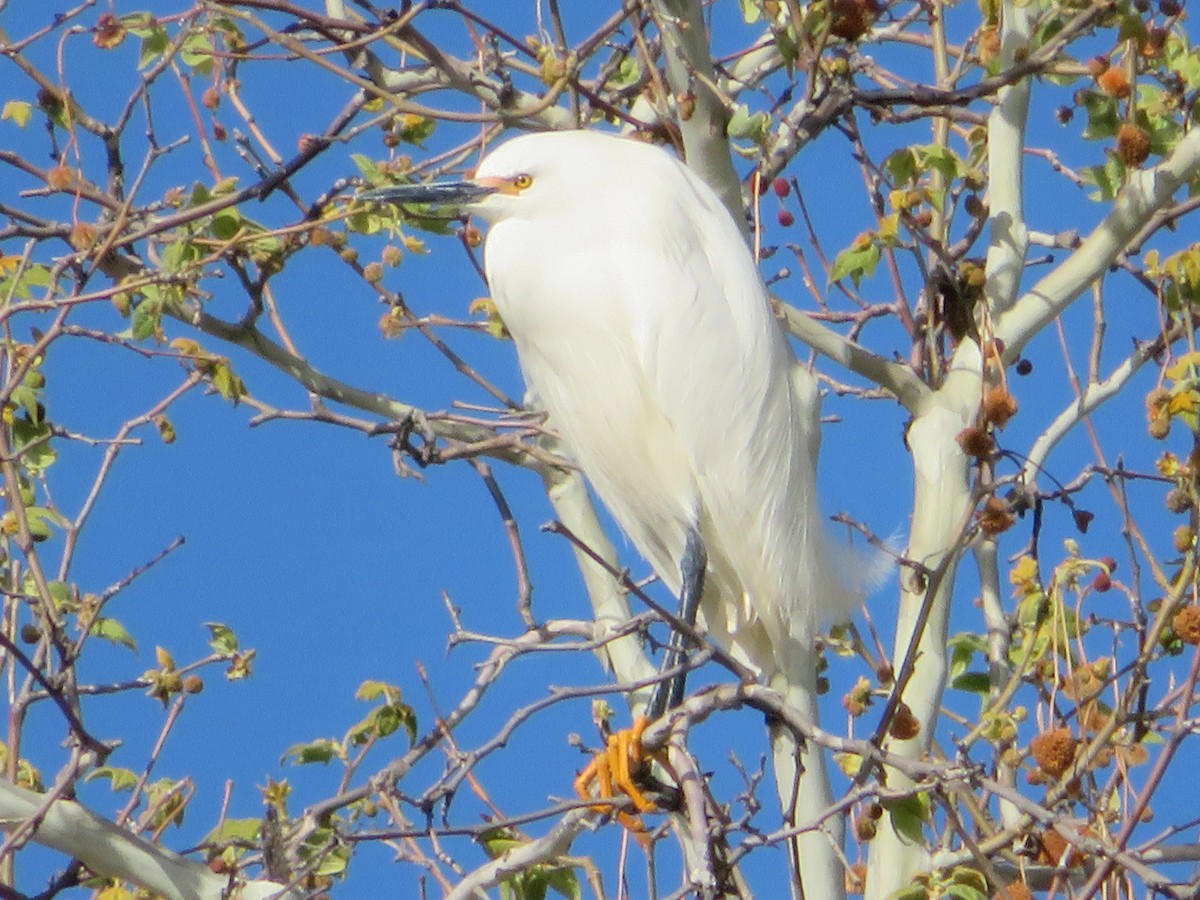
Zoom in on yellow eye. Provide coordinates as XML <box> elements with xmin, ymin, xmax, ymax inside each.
<box><xmin>512</xmin><ymin>174</ymin><xmax>533</xmax><ymax>190</ymax></box>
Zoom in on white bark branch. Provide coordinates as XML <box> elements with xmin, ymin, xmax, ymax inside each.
<box><xmin>997</xmin><ymin>126</ymin><xmax>1200</xmax><ymax>357</ymax></box>
<box><xmin>649</xmin><ymin>0</ymin><xmax>745</xmax><ymax>222</ymax></box>
<box><xmin>865</xmin><ymin>343</ymin><xmax>981</xmax><ymax>899</ymax></box>
<box><xmin>982</xmin><ymin>0</ymin><xmax>1033</xmax><ymax>314</ymax></box>
<box><xmin>444</xmin><ymin>809</ymin><xmax>592</xmax><ymax>900</ymax></box>
<box><xmin>0</xmin><ymin>779</ymin><xmax>293</xmax><ymax>900</ymax></box>
<box><xmin>1021</xmin><ymin>337</ymin><xmax>1161</xmax><ymax>486</ymax></box>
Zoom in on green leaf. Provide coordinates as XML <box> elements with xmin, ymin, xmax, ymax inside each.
<box><xmin>356</xmin><ymin>679</ymin><xmax>400</xmax><ymax>703</ymax></box>
<box><xmin>138</xmin><ymin>25</ymin><xmax>170</xmax><ymax>69</ymax></box>
<box><xmin>1082</xmin><ymin>154</ymin><xmax>1126</xmax><ymax>202</ymax></box>
<box><xmin>884</xmin><ymin>148</ymin><xmax>918</xmax><ymax>185</ymax></box>
<box><xmin>947</xmin><ymin>632</ymin><xmax>986</xmax><ymax>679</ymax></box>
<box><xmin>546</xmin><ymin>867</ymin><xmax>582</xmax><ymax>900</ymax></box>
<box><xmin>282</xmin><ymin>738</ymin><xmax>339</xmax><ymax>765</ymax></box>
<box><xmin>210</xmin><ymin>361</ymin><xmax>246</xmax><ymax>404</ymax></box>
<box><xmin>91</xmin><ymin>616</ymin><xmax>138</xmax><ymax>651</ymax></box>
<box><xmin>726</xmin><ymin>105</ymin><xmax>770</xmax><ymax>143</ymax></box>
<box><xmin>739</xmin><ymin>0</ymin><xmax>764</xmax><ymax>22</ymax></box>
<box><xmin>394</xmin><ymin>114</ymin><xmax>436</xmax><ymax>146</ymax></box>
<box><xmin>205</xmin><ymin>622</ymin><xmax>239</xmax><ymax>655</ymax></box>
<box><xmin>916</xmin><ymin>143</ymin><xmax>963</xmax><ymax>181</ymax></box>
<box><xmin>12</xmin><ymin>419</ymin><xmax>56</xmax><ymax>471</ymax></box>
<box><xmin>85</xmin><ymin>766</ymin><xmax>140</xmax><ymax>792</ymax></box>
<box><xmin>1079</xmin><ymin>90</ymin><xmax>1119</xmax><ymax>140</ymax></box>
<box><xmin>882</xmin><ymin>792</ymin><xmax>929</xmax><ymax>844</ymax></box>
<box><xmin>314</xmin><ymin>845</ymin><xmax>351</xmax><ymax>878</ymax></box>
<box><xmin>181</xmin><ymin>33</ymin><xmax>214</xmax><ymax>75</ymax></box>
<box><xmin>950</xmin><ymin>671</ymin><xmax>991</xmax><ymax>695</ymax></box>
<box><xmin>205</xmin><ymin>817</ymin><xmax>262</xmax><ymax>846</ymax></box>
<box><xmin>351</xmin><ymin>153</ymin><xmax>384</xmax><ymax>184</ymax></box>
<box><xmin>828</xmin><ymin>240</ymin><xmax>881</xmax><ymax>287</ymax></box>
<box><xmin>131</xmin><ymin>296</ymin><xmax>163</xmax><ymax>341</ymax></box>
<box><xmin>24</xmin><ymin>506</ymin><xmax>61</xmax><ymax>541</ymax></box>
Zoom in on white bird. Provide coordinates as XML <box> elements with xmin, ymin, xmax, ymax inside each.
<box><xmin>363</xmin><ymin>130</ymin><xmax>855</xmax><ymax>896</ymax></box>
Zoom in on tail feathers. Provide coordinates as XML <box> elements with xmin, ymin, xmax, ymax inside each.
<box><xmin>816</xmin><ymin>526</ymin><xmax>895</xmax><ymax>629</ymax></box>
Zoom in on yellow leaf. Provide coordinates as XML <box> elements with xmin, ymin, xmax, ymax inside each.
<box><xmin>1167</xmin><ymin>389</ymin><xmax>1199</xmax><ymax>416</ymax></box>
<box><xmin>1156</xmin><ymin>452</ymin><xmax>1180</xmax><ymax>477</ymax></box>
<box><xmin>155</xmin><ymin>645</ymin><xmax>176</xmax><ymax>670</ymax></box>
<box><xmin>1009</xmin><ymin>555</ymin><xmax>1040</xmax><ymax>595</ymax></box>
<box><xmin>2</xmin><ymin>101</ymin><xmax>32</xmax><ymax>128</ymax></box>
<box><xmin>1165</xmin><ymin>351</ymin><xmax>1200</xmax><ymax>381</ymax></box>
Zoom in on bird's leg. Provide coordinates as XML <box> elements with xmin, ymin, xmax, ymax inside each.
<box><xmin>648</xmin><ymin>529</ymin><xmax>707</xmax><ymax>718</ymax></box>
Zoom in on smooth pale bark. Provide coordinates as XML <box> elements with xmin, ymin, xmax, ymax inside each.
<box><xmin>865</xmin><ymin>346</ymin><xmax>980</xmax><ymax>900</ymax></box>
<box><xmin>0</xmin><ymin>779</ymin><xmax>294</xmax><ymax>900</ymax></box>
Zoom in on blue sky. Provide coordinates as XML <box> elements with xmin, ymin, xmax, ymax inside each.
<box><xmin>2</xmin><ymin>1</ymin><xmax>1193</xmax><ymax>895</ymax></box>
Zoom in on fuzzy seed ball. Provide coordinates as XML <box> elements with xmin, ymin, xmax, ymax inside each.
<box><xmin>1116</xmin><ymin>123</ymin><xmax>1152</xmax><ymax>167</ymax></box>
<box><xmin>983</xmin><ymin>386</ymin><xmax>1019</xmax><ymax>428</ymax></box>
<box><xmin>1097</xmin><ymin>66</ymin><xmax>1132</xmax><ymax>99</ymax></box>
<box><xmin>1030</xmin><ymin>727</ymin><xmax>1077</xmax><ymax>778</ymax></box>
<box><xmin>1174</xmin><ymin>604</ymin><xmax>1200</xmax><ymax>645</ymax></box>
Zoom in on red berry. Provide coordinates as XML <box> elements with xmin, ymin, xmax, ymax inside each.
<box><xmin>777</xmin><ymin>210</ymin><xmax>795</xmax><ymax>227</ymax></box>
<box><xmin>1092</xmin><ymin>571</ymin><xmax>1112</xmax><ymax>592</ymax></box>
<box><xmin>773</xmin><ymin>177</ymin><xmax>791</xmax><ymax>198</ymax></box>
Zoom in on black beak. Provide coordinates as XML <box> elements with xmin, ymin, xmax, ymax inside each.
<box><xmin>357</xmin><ymin>180</ymin><xmax>498</xmax><ymax>207</ymax></box>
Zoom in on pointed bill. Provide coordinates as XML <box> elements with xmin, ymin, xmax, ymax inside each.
<box><xmin>357</xmin><ymin>180</ymin><xmax>497</xmax><ymax>207</ymax></box>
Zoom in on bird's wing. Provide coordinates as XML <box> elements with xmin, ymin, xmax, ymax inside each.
<box><xmin>624</xmin><ymin>181</ymin><xmax>837</xmax><ymax>655</ymax></box>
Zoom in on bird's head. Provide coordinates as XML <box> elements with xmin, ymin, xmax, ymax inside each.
<box><xmin>357</xmin><ymin>133</ymin><xmax>566</xmax><ymax>225</ymax></box>
<box><xmin>357</xmin><ymin>130</ymin><xmax>647</xmax><ymax>227</ymax></box>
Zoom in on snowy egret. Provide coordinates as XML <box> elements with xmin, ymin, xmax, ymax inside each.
<box><xmin>362</xmin><ymin>130</ymin><xmax>855</xmax><ymax>894</ymax></box>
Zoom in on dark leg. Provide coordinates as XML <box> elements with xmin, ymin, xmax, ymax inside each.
<box><xmin>647</xmin><ymin>529</ymin><xmax>707</xmax><ymax>718</ymax></box>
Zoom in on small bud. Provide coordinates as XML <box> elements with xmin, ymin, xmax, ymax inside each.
<box><xmin>677</xmin><ymin>92</ymin><xmax>696</xmax><ymax>121</ymax></box>
<box><xmin>93</xmin><ymin>13</ymin><xmax>126</xmax><ymax>49</ymax></box>
<box><xmin>773</xmin><ymin>178</ymin><xmax>791</xmax><ymax>198</ymax></box>
<box><xmin>888</xmin><ymin>702</ymin><xmax>921</xmax><ymax>740</ymax></box>
<box><xmin>202</xmin><ymin>86</ymin><xmax>221</xmax><ymax>110</ymax></box>
<box><xmin>1173</xmin><ymin>524</ymin><xmax>1194</xmax><ymax>553</ymax></box>
<box><xmin>777</xmin><ymin>210</ymin><xmax>795</xmax><ymax>227</ymax></box>
<box><xmin>1091</xmin><ymin>571</ymin><xmax>1112</xmax><ymax>592</ymax></box>
<box><xmin>155</xmin><ymin>415</ymin><xmax>176</xmax><ymax>445</ymax></box>
<box><xmin>20</xmin><ymin>623</ymin><xmax>40</xmax><ymax>644</ymax></box>
<box><xmin>1165</xmin><ymin>488</ymin><xmax>1193</xmax><ymax>513</ymax></box>
<box><xmin>184</xmin><ymin>675</ymin><xmax>204</xmax><ymax>694</ymax></box>
<box><xmin>854</xmin><ymin>815</ymin><xmax>877</xmax><ymax>841</ymax></box>
<box><xmin>978</xmin><ymin>26</ymin><xmax>1001</xmax><ymax>65</ymax></box>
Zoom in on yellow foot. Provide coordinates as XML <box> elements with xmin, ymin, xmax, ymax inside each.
<box><xmin>574</xmin><ymin>716</ymin><xmax>669</xmax><ymax>847</ymax></box>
